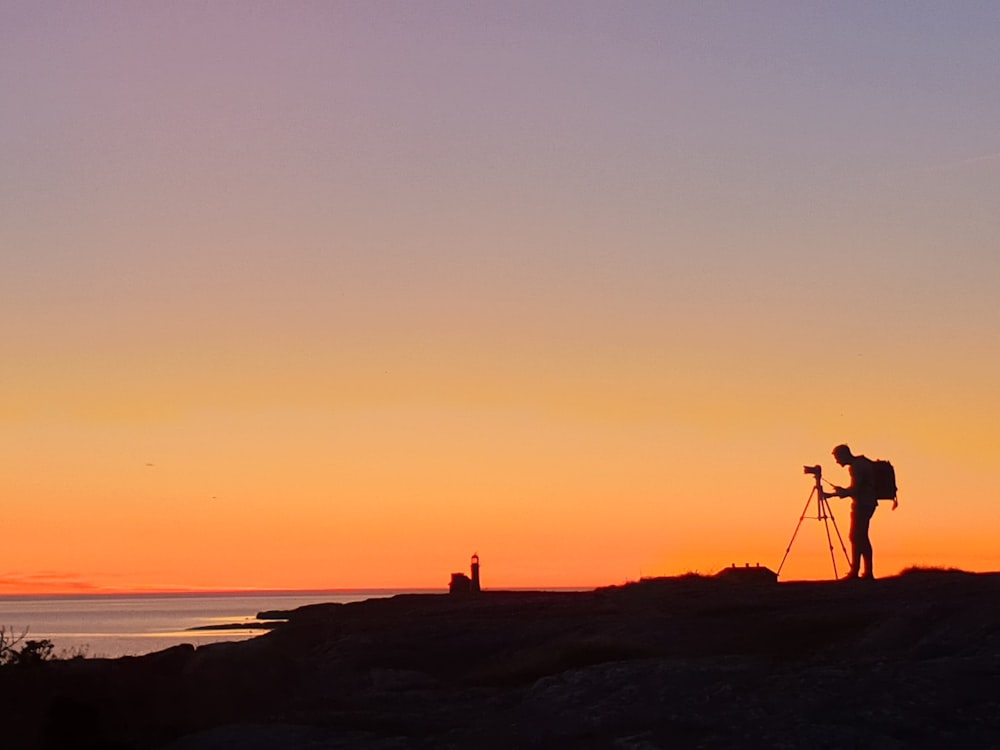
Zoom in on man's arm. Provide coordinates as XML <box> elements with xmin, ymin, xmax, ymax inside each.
<box><xmin>833</xmin><ymin>461</ymin><xmax>873</xmax><ymax>499</ymax></box>
<box><xmin>831</xmin><ymin>464</ymin><xmax>860</xmax><ymax>498</ymax></box>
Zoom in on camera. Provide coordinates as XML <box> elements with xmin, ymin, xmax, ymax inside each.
<box><xmin>803</xmin><ymin>464</ymin><xmax>822</xmax><ymax>477</ymax></box>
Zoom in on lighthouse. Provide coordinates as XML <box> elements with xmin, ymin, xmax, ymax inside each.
<box><xmin>470</xmin><ymin>553</ymin><xmax>481</xmax><ymax>593</ymax></box>
<box><xmin>448</xmin><ymin>553</ymin><xmax>483</xmax><ymax>595</ymax></box>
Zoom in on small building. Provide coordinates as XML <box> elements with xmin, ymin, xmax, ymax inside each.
<box><xmin>449</xmin><ymin>572</ymin><xmax>472</xmax><ymax>594</ymax></box>
<box><xmin>715</xmin><ymin>563</ymin><xmax>778</xmax><ymax>585</ymax></box>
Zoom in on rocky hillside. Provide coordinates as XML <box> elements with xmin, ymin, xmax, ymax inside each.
<box><xmin>2</xmin><ymin>568</ymin><xmax>999</xmax><ymax>749</ymax></box>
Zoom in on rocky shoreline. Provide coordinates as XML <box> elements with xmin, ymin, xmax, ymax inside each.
<box><xmin>2</xmin><ymin>568</ymin><xmax>999</xmax><ymax>749</ymax></box>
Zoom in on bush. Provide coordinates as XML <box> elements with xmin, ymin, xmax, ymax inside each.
<box><xmin>0</xmin><ymin>626</ymin><xmax>55</xmax><ymax>667</ymax></box>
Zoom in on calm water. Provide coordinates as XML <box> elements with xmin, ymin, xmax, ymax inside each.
<box><xmin>0</xmin><ymin>590</ymin><xmax>438</xmax><ymax>658</ymax></box>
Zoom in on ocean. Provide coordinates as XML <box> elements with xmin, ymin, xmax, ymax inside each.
<box><xmin>0</xmin><ymin>590</ymin><xmax>438</xmax><ymax>659</ymax></box>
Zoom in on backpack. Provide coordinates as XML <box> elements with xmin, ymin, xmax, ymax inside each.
<box><xmin>871</xmin><ymin>459</ymin><xmax>898</xmax><ymax>509</ymax></box>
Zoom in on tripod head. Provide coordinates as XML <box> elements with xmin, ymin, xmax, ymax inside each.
<box><xmin>803</xmin><ymin>464</ymin><xmax>829</xmax><ymax>500</ymax></box>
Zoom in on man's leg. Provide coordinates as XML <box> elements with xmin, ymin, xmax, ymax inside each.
<box><xmin>846</xmin><ymin>506</ymin><xmax>861</xmax><ymax>578</ymax></box>
<box><xmin>857</xmin><ymin>505</ymin><xmax>875</xmax><ymax>578</ymax></box>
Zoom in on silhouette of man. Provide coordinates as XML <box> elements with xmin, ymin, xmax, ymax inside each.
<box><xmin>828</xmin><ymin>444</ymin><xmax>877</xmax><ymax>580</ymax></box>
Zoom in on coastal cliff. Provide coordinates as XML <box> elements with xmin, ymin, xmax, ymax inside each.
<box><xmin>2</xmin><ymin>569</ymin><xmax>999</xmax><ymax>749</ymax></box>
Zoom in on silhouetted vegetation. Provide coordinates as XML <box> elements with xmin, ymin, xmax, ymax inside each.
<box><xmin>898</xmin><ymin>565</ymin><xmax>971</xmax><ymax>577</ymax></box>
<box><xmin>0</xmin><ymin>626</ymin><xmax>55</xmax><ymax>667</ymax></box>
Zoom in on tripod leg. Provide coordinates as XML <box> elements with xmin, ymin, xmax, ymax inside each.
<box><xmin>823</xmin><ymin>497</ymin><xmax>852</xmax><ymax>570</ymax></box>
<box><xmin>776</xmin><ymin>488</ymin><xmax>817</xmax><ymax>578</ymax></box>
<box><xmin>821</xmin><ymin>500</ymin><xmax>840</xmax><ymax>579</ymax></box>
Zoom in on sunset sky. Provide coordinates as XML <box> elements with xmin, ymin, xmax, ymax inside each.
<box><xmin>3</xmin><ymin>2</ymin><xmax>999</xmax><ymax>594</ymax></box>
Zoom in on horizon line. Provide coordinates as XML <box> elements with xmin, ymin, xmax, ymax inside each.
<box><xmin>0</xmin><ymin>584</ymin><xmax>601</xmax><ymax>599</ymax></box>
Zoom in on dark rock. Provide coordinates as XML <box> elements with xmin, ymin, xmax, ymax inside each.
<box><xmin>3</xmin><ymin>569</ymin><xmax>1000</xmax><ymax>749</ymax></box>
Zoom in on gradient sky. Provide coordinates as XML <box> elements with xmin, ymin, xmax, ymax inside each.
<box><xmin>3</xmin><ymin>2</ymin><xmax>999</xmax><ymax>593</ymax></box>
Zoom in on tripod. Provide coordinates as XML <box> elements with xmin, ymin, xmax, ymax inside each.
<box><xmin>776</xmin><ymin>467</ymin><xmax>851</xmax><ymax>580</ymax></box>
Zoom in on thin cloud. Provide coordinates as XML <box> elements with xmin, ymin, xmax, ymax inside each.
<box><xmin>933</xmin><ymin>151</ymin><xmax>1000</xmax><ymax>171</ymax></box>
<box><xmin>889</xmin><ymin>150</ymin><xmax>1000</xmax><ymax>178</ymax></box>
<box><xmin>0</xmin><ymin>572</ymin><xmax>103</xmax><ymax>594</ymax></box>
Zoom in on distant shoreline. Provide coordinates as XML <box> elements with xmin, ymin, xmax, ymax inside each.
<box><xmin>0</xmin><ymin>586</ymin><xmax>595</xmax><ymax>601</ymax></box>
<box><xmin>184</xmin><ymin>622</ymin><xmax>281</xmax><ymax>632</ymax></box>
<box><xmin>0</xmin><ymin>588</ymin><xmax>447</xmax><ymax>601</ymax></box>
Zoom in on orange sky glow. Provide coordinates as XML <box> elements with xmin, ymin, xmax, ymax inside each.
<box><xmin>3</xmin><ymin>4</ymin><xmax>999</xmax><ymax>595</ymax></box>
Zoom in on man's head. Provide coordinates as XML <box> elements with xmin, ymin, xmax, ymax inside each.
<box><xmin>832</xmin><ymin>444</ymin><xmax>852</xmax><ymax>466</ymax></box>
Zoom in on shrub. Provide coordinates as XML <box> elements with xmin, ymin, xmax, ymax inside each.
<box><xmin>0</xmin><ymin>626</ymin><xmax>55</xmax><ymax>667</ymax></box>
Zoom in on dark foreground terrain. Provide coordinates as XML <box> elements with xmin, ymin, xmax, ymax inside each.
<box><xmin>2</xmin><ymin>568</ymin><xmax>999</xmax><ymax>749</ymax></box>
